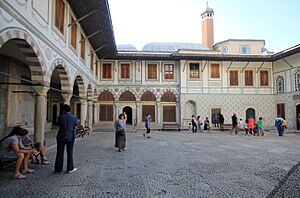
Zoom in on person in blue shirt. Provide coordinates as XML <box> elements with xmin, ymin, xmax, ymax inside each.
<box><xmin>54</xmin><ymin>104</ymin><xmax>78</xmax><ymax>173</ymax></box>
<box><xmin>143</xmin><ymin>114</ymin><xmax>151</xmax><ymax>138</ymax></box>
<box><xmin>275</xmin><ymin>115</ymin><xmax>285</xmax><ymax>136</ymax></box>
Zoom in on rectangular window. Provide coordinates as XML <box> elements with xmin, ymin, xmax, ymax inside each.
<box><xmin>120</xmin><ymin>64</ymin><xmax>130</xmax><ymax>79</ymax></box>
<box><xmin>260</xmin><ymin>70</ymin><xmax>269</xmax><ymax>86</ymax></box>
<box><xmin>210</xmin><ymin>64</ymin><xmax>220</xmax><ymax>78</ymax></box>
<box><xmin>80</xmin><ymin>34</ymin><xmax>85</xmax><ymax>60</ymax></box>
<box><xmin>164</xmin><ymin>64</ymin><xmax>174</xmax><ymax>79</ymax></box>
<box><xmin>90</xmin><ymin>51</ymin><xmax>94</xmax><ymax>72</ymax></box>
<box><xmin>100</xmin><ymin>105</ymin><xmax>114</xmax><ymax>121</ymax></box>
<box><xmin>147</xmin><ymin>64</ymin><xmax>157</xmax><ymax>79</ymax></box>
<box><xmin>70</xmin><ymin>17</ymin><xmax>77</xmax><ymax>49</ymax></box>
<box><xmin>142</xmin><ymin>105</ymin><xmax>155</xmax><ymax>122</ymax></box>
<box><xmin>276</xmin><ymin>103</ymin><xmax>285</xmax><ymax>118</ymax></box>
<box><xmin>55</xmin><ymin>0</ymin><xmax>65</xmax><ymax>34</ymax></box>
<box><xmin>189</xmin><ymin>63</ymin><xmax>200</xmax><ymax>79</ymax></box>
<box><xmin>245</xmin><ymin>70</ymin><xmax>254</xmax><ymax>86</ymax></box>
<box><xmin>163</xmin><ymin>106</ymin><xmax>176</xmax><ymax>122</ymax></box>
<box><xmin>102</xmin><ymin>63</ymin><xmax>112</xmax><ymax>79</ymax></box>
<box><xmin>229</xmin><ymin>70</ymin><xmax>239</xmax><ymax>86</ymax></box>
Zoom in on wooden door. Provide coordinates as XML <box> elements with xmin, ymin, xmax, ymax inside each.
<box><xmin>142</xmin><ymin>105</ymin><xmax>155</xmax><ymax>122</ymax></box>
<box><xmin>100</xmin><ymin>104</ymin><xmax>113</xmax><ymax>121</ymax></box>
<box><xmin>276</xmin><ymin>103</ymin><xmax>285</xmax><ymax>118</ymax></box>
<box><xmin>163</xmin><ymin>106</ymin><xmax>176</xmax><ymax>122</ymax></box>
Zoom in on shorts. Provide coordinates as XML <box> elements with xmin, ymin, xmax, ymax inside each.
<box><xmin>258</xmin><ymin>127</ymin><xmax>264</xmax><ymax>132</ymax></box>
<box><xmin>0</xmin><ymin>150</ymin><xmax>18</xmax><ymax>160</ymax></box>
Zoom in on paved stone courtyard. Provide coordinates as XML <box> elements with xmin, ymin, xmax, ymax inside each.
<box><xmin>0</xmin><ymin>130</ymin><xmax>300</xmax><ymax>198</ymax></box>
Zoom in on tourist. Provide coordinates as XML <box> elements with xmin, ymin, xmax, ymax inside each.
<box><xmin>115</xmin><ymin>113</ymin><xmax>127</xmax><ymax>151</ymax></box>
<box><xmin>244</xmin><ymin>120</ymin><xmax>249</xmax><ymax>135</ymax></box>
<box><xmin>191</xmin><ymin>115</ymin><xmax>197</xmax><ymax>133</ymax></box>
<box><xmin>197</xmin><ymin>115</ymin><xmax>202</xmax><ymax>132</ymax></box>
<box><xmin>144</xmin><ymin>114</ymin><xmax>151</xmax><ymax>138</ymax></box>
<box><xmin>257</xmin><ymin>117</ymin><xmax>265</xmax><ymax>136</ymax></box>
<box><xmin>213</xmin><ymin>113</ymin><xmax>219</xmax><ymax>127</ymax></box>
<box><xmin>248</xmin><ymin>116</ymin><xmax>255</xmax><ymax>135</ymax></box>
<box><xmin>275</xmin><ymin>115</ymin><xmax>285</xmax><ymax>136</ymax></box>
<box><xmin>204</xmin><ymin>117</ymin><xmax>210</xmax><ymax>132</ymax></box>
<box><xmin>54</xmin><ymin>104</ymin><xmax>78</xmax><ymax>173</ymax></box>
<box><xmin>298</xmin><ymin>113</ymin><xmax>300</xmax><ymax>130</ymax></box>
<box><xmin>0</xmin><ymin>126</ymin><xmax>35</xmax><ymax>179</ymax></box>
<box><xmin>231</xmin><ymin>113</ymin><xmax>238</xmax><ymax>135</ymax></box>
<box><xmin>218</xmin><ymin>113</ymin><xmax>224</xmax><ymax>131</ymax></box>
<box><xmin>21</xmin><ymin>134</ymin><xmax>50</xmax><ymax>165</ymax></box>
<box><xmin>238</xmin><ymin>118</ymin><xmax>244</xmax><ymax>131</ymax></box>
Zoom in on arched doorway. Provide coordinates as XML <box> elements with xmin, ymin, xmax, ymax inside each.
<box><xmin>123</xmin><ymin>106</ymin><xmax>133</xmax><ymax>125</ymax></box>
<box><xmin>297</xmin><ymin>104</ymin><xmax>300</xmax><ymax>130</ymax></box>
<box><xmin>0</xmin><ymin>36</ymin><xmax>45</xmax><ymax>134</ymax></box>
<box><xmin>246</xmin><ymin>108</ymin><xmax>256</xmax><ymax>121</ymax></box>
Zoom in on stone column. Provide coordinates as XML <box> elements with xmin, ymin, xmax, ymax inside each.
<box><xmin>80</xmin><ymin>99</ymin><xmax>86</xmax><ymax>125</ymax></box>
<box><xmin>62</xmin><ymin>93</ymin><xmax>72</xmax><ymax>105</ymax></box>
<box><xmin>33</xmin><ymin>86</ymin><xmax>49</xmax><ymax>144</ymax></box>
<box><xmin>88</xmin><ymin>101</ymin><xmax>93</xmax><ymax>128</ymax></box>
<box><xmin>157</xmin><ymin>101</ymin><xmax>162</xmax><ymax>127</ymax></box>
<box><xmin>93</xmin><ymin>102</ymin><xmax>98</xmax><ymax>125</ymax></box>
<box><xmin>136</xmin><ymin>101</ymin><xmax>140</xmax><ymax>126</ymax></box>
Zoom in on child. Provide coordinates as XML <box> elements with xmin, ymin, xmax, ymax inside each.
<box><xmin>283</xmin><ymin>118</ymin><xmax>288</xmax><ymax>133</ymax></box>
<box><xmin>188</xmin><ymin>122</ymin><xmax>192</xmax><ymax>133</ymax></box>
<box><xmin>244</xmin><ymin>120</ymin><xmax>249</xmax><ymax>135</ymax></box>
<box><xmin>239</xmin><ymin>118</ymin><xmax>244</xmax><ymax>131</ymax></box>
<box><xmin>204</xmin><ymin>117</ymin><xmax>211</xmax><ymax>133</ymax></box>
<box><xmin>257</xmin><ymin>117</ymin><xmax>264</xmax><ymax>136</ymax></box>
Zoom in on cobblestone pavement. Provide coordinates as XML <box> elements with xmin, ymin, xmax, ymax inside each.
<box><xmin>0</xmin><ymin>130</ymin><xmax>299</xmax><ymax>198</ymax></box>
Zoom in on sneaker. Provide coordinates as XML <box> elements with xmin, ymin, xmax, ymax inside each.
<box><xmin>14</xmin><ymin>173</ymin><xmax>26</xmax><ymax>180</ymax></box>
<box><xmin>67</xmin><ymin>168</ymin><xmax>77</xmax><ymax>174</ymax></box>
<box><xmin>22</xmin><ymin>169</ymin><xmax>34</xmax><ymax>174</ymax></box>
<box><xmin>41</xmin><ymin>160</ymin><xmax>50</xmax><ymax>165</ymax></box>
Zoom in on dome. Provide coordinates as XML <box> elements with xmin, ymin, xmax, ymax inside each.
<box><xmin>117</xmin><ymin>44</ymin><xmax>138</xmax><ymax>51</ymax></box>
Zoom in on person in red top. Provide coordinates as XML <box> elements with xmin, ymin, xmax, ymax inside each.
<box><xmin>248</xmin><ymin>116</ymin><xmax>255</xmax><ymax>135</ymax></box>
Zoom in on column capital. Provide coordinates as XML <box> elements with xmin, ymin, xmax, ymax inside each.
<box><xmin>33</xmin><ymin>86</ymin><xmax>49</xmax><ymax>97</ymax></box>
<box><xmin>62</xmin><ymin>92</ymin><xmax>72</xmax><ymax>101</ymax></box>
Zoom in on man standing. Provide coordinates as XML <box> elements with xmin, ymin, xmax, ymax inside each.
<box><xmin>144</xmin><ymin>114</ymin><xmax>151</xmax><ymax>138</ymax></box>
<box><xmin>55</xmin><ymin>104</ymin><xmax>78</xmax><ymax>173</ymax></box>
<box><xmin>231</xmin><ymin>113</ymin><xmax>238</xmax><ymax>135</ymax></box>
<box><xmin>275</xmin><ymin>115</ymin><xmax>285</xmax><ymax>136</ymax></box>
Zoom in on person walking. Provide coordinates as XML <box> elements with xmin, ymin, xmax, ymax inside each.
<box><xmin>257</xmin><ymin>117</ymin><xmax>265</xmax><ymax>136</ymax></box>
<box><xmin>231</xmin><ymin>113</ymin><xmax>238</xmax><ymax>135</ymax></box>
<box><xmin>197</xmin><ymin>115</ymin><xmax>202</xmax><ymax>133</ymax></box>
<box><xmin>297</xmin><ymin>113</ymin><xmax>300</xmax><ymax>130</ymax></box>
<box><xmin>204</xmin><ymin>117</ymin><xmax>210</xmax><ymax>133</ymax></box>
<box><xmin>54</xmin><ymin>104</ymin><xmax>78</xmax><ymax>173</ymax></box>
<box><xmin>143</xmin><ymin>114</ymin><xmax>151</xmax><ymax>138</ymax></box>
<box><xmin>114</xmin><ymin>113</ymin><xmax>126</xmax><ymax>151</ymax></box>
<box><xmin>275</xmin><ymin>115</ymin><xmax>285</xmax><ymax>136</ymax></box>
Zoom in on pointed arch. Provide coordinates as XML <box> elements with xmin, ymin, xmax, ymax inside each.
<box><xmin>98</xmin><ymin>90</ymin><xmax>115</xmax><ymax>102</ymax></box>
<box><xmin>141</xmin><ymin>91</ymin><xmax>156</xmax><ymax>101</ymax></box>
<box><xmin>119</xmin><ymin>90</ymin><xmax>136</xmax><ymax>101</ymax></box>
<box><xmin>161</xmin><ymin>90</ymin><xmax>176</xmax><ymax>102</ymax></box>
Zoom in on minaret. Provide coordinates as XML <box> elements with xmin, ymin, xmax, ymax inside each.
<box><xmin>201</xmin><ymin>1</ymin><xmax>214</xmax><ymax>49</ymax></box>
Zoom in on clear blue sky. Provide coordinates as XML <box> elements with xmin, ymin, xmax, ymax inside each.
<box><xmin>108</xmin><ymin>0</ymin><xmax>300</xmax><ymax>52</ymax></box>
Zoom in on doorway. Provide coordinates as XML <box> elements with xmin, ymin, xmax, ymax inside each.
<box><xmin>246</xmin><ymin>108</ymin><xmax>256</xmax><ymax>121</ymax></box>
<box><xmin>297</xmin><ymin>104</ymin><xmax>300</xmax><ymax>130</ymax></box>
<box><xmin>211</xmin><ymin>108</ymin><xmax>221</xmax><ymax>124</ymax></box>
<box><xmin>123</xmin><ymin>106</ymin><xmax>133</xmax><ymax>125</ymax></box>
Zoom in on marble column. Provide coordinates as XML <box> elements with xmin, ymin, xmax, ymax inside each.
<box><xmin>88</xmin><ymin>101</ymin><xmax>93</xmax><ymax>128</ymax></box>
<box><xmin>136</xmin><ymin>101</ymin><xmax>140</xmax><ymax>126</ymax></box>
<box><xmin>80</xmin><ymin>99</ymin><xmax>86</xmax><ymax>125</ymax></box>
<box><xmin>157</xmin><ymin>101</ymin><xmax>162</xmax><ymax>127</ymax></box>
<box><xmin>33</xmin><ymin>86</ymin><xmax>49</xmax><ymax>144</ymax></box>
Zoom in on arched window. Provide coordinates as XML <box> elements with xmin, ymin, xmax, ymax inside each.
<box><xmin>295</xmin><ymin>70</ymin><xmax>300</xmax><ymax>92</ymax></box>
<box><xmin>141</xmin><ymin>91</ymin><xmax>156</xmax><ymax>101</ymax></box>
<box><xmin>161</xmin><ymin>91</ymin><xmax>176</xmax><ymax>102</ymax></box>
<box><xmin>98</xmin><ymin>90</ymin><xmax>114</xmax><ymax>102</ymax></box>
<box><xmin>119</xmin><ymin>91</ymin><xmax>136</xmax><ymax>101</ymax></box>
<box><xmin>276</xmin><ymin>76</ymin><xmax>284</xmax><ymax>94</ymax></box>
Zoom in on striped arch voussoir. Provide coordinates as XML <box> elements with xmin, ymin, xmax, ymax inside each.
<box><xmin>0</xmin><ymin>29</ymin><xmax>46</xmax><ymax>83</ymax></box>
<box><xmin>49</xmin><ymin>59</ymin><xmax>72</xmax><ymax>94</ymax></box>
